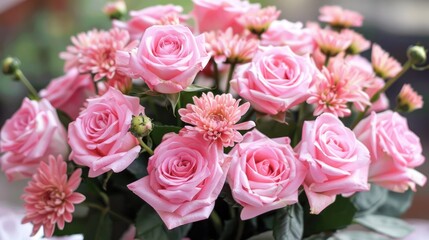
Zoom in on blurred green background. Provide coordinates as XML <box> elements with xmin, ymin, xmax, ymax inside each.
<box><xmin>0</xmin><ymin>0</ymin><xmax>428</xmax><ymax>218</ymax></box>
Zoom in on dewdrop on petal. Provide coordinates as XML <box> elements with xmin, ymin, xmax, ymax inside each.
<box><xmin>397</xmin><ymin>84</ymin><xmax>423</xmax><ymax>112</ymax></box>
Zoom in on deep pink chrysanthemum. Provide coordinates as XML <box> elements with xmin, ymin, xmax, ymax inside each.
<box><xmin>205</xmin><ymin>28</ymin><xmax>259</xmax><ymax>64</ymax></box>
<box><xmin>308</xmin><ymin>60</ymin><xmax>371</xmax><ymax>117</ymax></box>
<box><xmin>60</xmin><ymin>28</ymin><xmax>138</xmax><ymax>85</ymax></box>
<box><xmin>314</xmin><ymin>28</ymin><xmax>352</xmax><ymax>57</ymax></box>
<box><xmin>398</xmin><ymin>84</ymin><xmax>423</xmax><ymax>112</ymax></box>
<box><xmin>21</xmin><ymin>155</ymin><xmax>85</xmax><ymax>238</ymax></box>
<box><xmin>318</xmin><ymin>5</ymin><xmax>363</xmax><ymax>28</ymax></box>
<box><xmin>371</xmin><ymin>43</ymin><xmax>402</xmax><ymax>79</ymax></box>
<box><xmin>178</xmin><ymin>92</ymin><xmax>255</xmax><ymax>147</ymax></box>
<box><xmin>239</xmin><ymin>6</ymin><xmax>280</xmax><ymax>35</ymax></box>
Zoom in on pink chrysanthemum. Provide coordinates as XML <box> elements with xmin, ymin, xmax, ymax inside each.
<box><xmin>178</xmin><ymin>92</ymin><xmax>255</xmax><ymax>147</ymax></box>
<box><xmin>314</xmin><ymin>28</ymin><xmax>352</xmax><ymax>57</ymax></box>
<box><xmin>318</xmin><ymin>5</ymin><xmax>363</xmax><ymax>28</ymax></box>
<box><xmin>308</xmin><ymin>60</ymin><xmax>371</xmax><ymax>117</ymax></box>
<box><xmin>205</xmin><ymin>28</ymin><xmax>259</xmax><ymax>64</ymax></box>
<box><xmin>397</xmin><ymin>84</ymin><xmax>423</xmax><ymax>112</ymax></box>
<box><xmin>342</xmin><ymin>29</ymin><xmax>370</xmax><ymax>55</ymax></box>
<box><xmin>371</xmin><ymin>43</ymin><xmax>402</xmax><ymax>79</ymax></box>
<box><xmin>21</xmin><ymin>155</ymin><xmax>85</xmax><ymax>238</ymax></box>
<box><xmin>239</xmin><ymin>6</ymin><xmax>280</xmax><ymax>35</ymax></box>
<box><xmin>60</xmin><ymin>28</ymin><xmax>138</xmax><ymax>83</ymax></box>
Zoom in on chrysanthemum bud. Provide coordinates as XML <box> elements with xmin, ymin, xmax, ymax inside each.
<box><xmin>103</xmin><ymin>1</ymin><xmax>127</xmax><ymax>20</ymax></box>
<box><xmin>407</xmin><ymin>45</ymin><xmax>427</xmax><ymax>65</ymax></box>
<box><xmin>2</xmin><ymin>57</ymin><xmax>20</xmax><ymax>75</ymax></box>
<box><xmin>130</xmin><ymin>114</ymin><xmax>153</xmax><ymax>138</ymax></box>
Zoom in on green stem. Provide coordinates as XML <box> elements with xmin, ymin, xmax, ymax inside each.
<box><xmin>210</xmin><ymin>210</ymin><xmax>223</xmax><ymax>236</ymax></box>
<box><xmin>212</xmin><ymin>58</ymin><xmax>220</xmax><ymax>89</ymax></box>
<box><xmin>84</xmin><ymin>202</ymin><xmax>133</xmax><ymax>225</ymax></box>
<box><xmin>138</xmin><ymin>137</ymin><xmax>154</xmax><ymax>155</ymax></box>
<box><xmin>225</xmin><ymin>62</ymin><xmax>237</xmax><ymax>94</ymax></box>
<box><xmin>351</xmin><ymin>60</ymin><xmax>412</xmax><ymax>129</ymax></box>
<box><xmin>234</xmin><ymin>210</ymin><xmax>244</xmax><ymax>240</ymax></box>
<box><xmin>292</xmin><ymin>103</ymin><xmax>307</xmax><ymax>147</ymax></box>
<box><xmin>324</xmin><ymin>54</ymin><xmax>331</xmax><ymax>67</ymax></box>
<box><xmin>15</xmin><ymin>70</ymin><xmax>40</xmax><ymax>100</ymax></box>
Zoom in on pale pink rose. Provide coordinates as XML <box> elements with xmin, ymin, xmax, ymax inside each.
<box><xmin>40</xmin><ymin>68</ymin><xmax>95</xmax><ymax>119</ymax></box>
<box><xmin>22</xmin><ymin>155</ymin><xmax>85</xmax><ymax>238</ymax></box>
<box><xmin>192</xmin><ymin>0</ymin><xmax>256</xmax><ymax>33</ymax></box>
<box><xmin>354</xmin><ymin>111</ymin><xmax>426</xmax><ymax>192</ymax></box>
<box><xmin>227</xmin><ymin>129</ymin><xmax>307</xmax><ymax>220</ymax></box>
<box><xmin>113</xmin><ymin>4</ymin><xmax>188</xmax><ymax>40</ymax></box>
<box><xmin>261</xmin><ymin>20</ymin><xmax>316</xmax><ymax>55</ymax></box>
<box><xmin>68</xmin><ymin>87</ymin><xmax>145</xmax><ymax>177</ymax></box>
<box><xmin>0</xmin><ymin>98</ymin><xmax>68</xmax><ymax>181</ymax></box>
<box><xmin>128</xmin><ymin>133</ymin><xmax>228</xmax><ymax>229</ymax></box>
<box><xmin>116</xmin><ymin>25</ymin><xmax>210</xmax><ymax>94</ymax></box>
<box><xmin>120</xmin><ymin>225</ymin><xmax>136</xmax><ymax>240</ymax></box>
<box><xmin>296</xmin><ymin>113</ymin><xmax>370</xmax><ymax>214</ymax></box>
<box><xmin>231</xmin><ymin>46</ymin><xmax>316</xmax><ymax>115</ymax></box>
<box><xmin>318</xmin><ymin>5</ymin><xmax>363</xmax><ymax>28</ymax></box>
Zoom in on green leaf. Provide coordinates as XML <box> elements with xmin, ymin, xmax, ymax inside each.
<box><xmin>183</xmin><ymin>84</ymin><xmax>212</xmax><ymax>92</ymax></box>
<box><xmin>354</xmin><ymin>215</ymin><xmax>413</xmax><ymax>238</ymax></box>
<box><xmin>150</xmin><ymin>125</ymin><xmax>182</xmax><ymax>146</ymax></box>
<box><xmin>219</xmin><ymin>219</ymin><xmax>237</xmax><ymax>240</ymax></box>
<box><xmin>273</xmin><ymin>203</ymin><xmax>304</xmax><ymax>240</ymax></box>
<box><xmin>135</xmin><ymin>204</ymin><xmax>191</xmax><ymax>240</ymax></box>
<box><xmin>374</xmin><ymin>190</ymin><xmax>414</xmax><ymax>217</ymax></box>
<box><xmin>331</xmin><ymin>231</ymin><xmax>390</xmax><ymax>240</ymax></box>
<box><xmin>166</xmin><ymin>92</ymin><xmax>181</xmax><ymax>114</ymax></box>
<box><xmin>351</xmin><ymin>185</ymin><xmax>388</xmax><ymax>217</ymax></box>
<box><xmin>256</xmin><ymin>116</ymin><xmax>296</xmax><ymax>138</ymax></box>
<box><xmin>56</xmin><ymin>109</ymin><xmax>72</xmax><ymax>129</ymax></box>
<box><xmin>84</xmin><ymin>209</ymin><xmax>112</xmax><ymax>240</ymax></box>
<box><xmin>303</xmin><ymin>196</ymin><xmax>356</xmax><ymax>237</ymax></box>
<box><xmin>247</xmin><ymin>231</ymin><xmax>274</xmax><ymax>240</ymax></box>
<box><xmin>127</xmin><ymin>154</ymin><xmax>149</xmax><ymax>179</ymax></box>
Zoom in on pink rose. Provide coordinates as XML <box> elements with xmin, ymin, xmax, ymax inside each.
<box><xmin>128</xmin><ymin>133</ymin><xmax>228</xmax><ymax>229</ymax></box>
<box><xmin>192</xmin><ymin>0</ymin><xmax>255</xmax><ymax>33</ymax></box>
<box><xmin>261</xmin><ymin>20</ymin><xmax>316</xmax><ymax>55</ymax></box>
<box><xmin>354</xmin><ymin>111</ymin><xmax>426</xmax><ymax>192</ymax></box>
<box><xmin>113</xmin><ymin>4</ymin><xmax>188</xmax><ymax>40</ymax></box>
<box><xmin>116</xmin><ymin>25</ymin><xmax>210</xmax><ymax>94</ymax></box>
<box><xmin>68</xmin><ymin>87</ymin><xmax>144</xmax><ymax>177</ymax></box>
<box><xmin>231</xmin><ymin>46</ymin><xmax>316</xmax><ymax>115</ymax></box>
<box><xmin>296</xmin><ymin>113</ymin><xmax>370</xmax><ymax>214</ymax></box>
<box><xmin>0</xmin><ymin>98</ymin><xmax>68</xmax><ymax>181</ymax></box>
<box><xmin>227</xmin><ymin>130</ymin><xmax>306</xmax><ymax>220</ymax></box>
<box><xmin>40</xmin><ymin>68</ymin><xmax>95</xmax><ymax>119</ymax></box>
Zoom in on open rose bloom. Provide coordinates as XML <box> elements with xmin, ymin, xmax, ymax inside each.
<box><xmin>1</xmin><ymin>1</ymin><xmax>427</xmax><ymax>239</ymax></box>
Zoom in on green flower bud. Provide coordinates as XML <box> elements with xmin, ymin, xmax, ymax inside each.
<box><xmin>2</xmin><ymin>57</ymin><xmax>20</xmax><ymax>75</ymax></box>
<box><xmin>129</xmin><ymin>114</ymin><xmax>153</xmax><ymax>138</ymax></box>
<box><xmin>407</xmin><ymin>45</ymin><xmax>427</xmax><ymax>65</ymax></box>
<box><xmin>103</xmin><ymin>1</ymin><xmax>127</xmax><ymax>20</ymax></box>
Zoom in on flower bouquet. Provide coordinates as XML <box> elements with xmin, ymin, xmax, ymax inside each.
<box><xmin>1</xmin><ymin>0</ymin><xmax>428</xmax><ymax>239</ymax></box>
